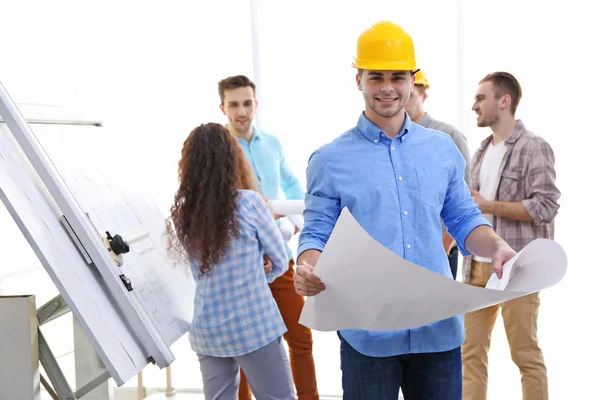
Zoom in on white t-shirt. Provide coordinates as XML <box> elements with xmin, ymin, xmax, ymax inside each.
<box><xmin>473</xmin><ymin>140</ymin><xmax>507</xmax><ymax>263</ymax></box>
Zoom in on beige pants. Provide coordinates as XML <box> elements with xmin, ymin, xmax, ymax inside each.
<box><xmin>462</xmin><ymin>261</ymin><xmax>548</xmax><ymax>400</ymax></box>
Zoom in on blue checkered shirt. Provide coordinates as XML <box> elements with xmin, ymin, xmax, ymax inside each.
<box><xmin>189</xmin><ymin>190</ymin><xmax>288</xmax><ymax>357</ymax></box>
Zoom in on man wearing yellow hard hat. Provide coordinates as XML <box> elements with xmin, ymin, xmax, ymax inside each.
<box><xmin>293</xmin><ymin>21</ymin><xmax>517</xmax><ymax>399</ymax></box>
<box><xmin>405</xmin><ymin>70</ymin><xmax>471</xmax><ymax>280</ymax></box>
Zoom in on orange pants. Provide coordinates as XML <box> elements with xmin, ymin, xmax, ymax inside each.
<box><xmin>239</xmin><ymin>259</ymin><xmax>319</xmax><ymax>400</ymax></box>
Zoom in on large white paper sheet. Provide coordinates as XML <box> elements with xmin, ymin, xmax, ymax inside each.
<box><xmin>299</xmin><ymin>208</ymin><xmax>567</xmax><ymax>332</ymax></box>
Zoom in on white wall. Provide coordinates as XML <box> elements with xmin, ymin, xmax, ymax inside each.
<box><xmin>252</xmin><ymin>0</ymin><xmax>462</xmax><ymax>190</ymax></box>
<box><xmin>1</xmin><ymin>0</ymin><xmax>597</xmax><ymax>398</ymax></box>
<box><xmin>1</xmin><ymin>0</ymin><xmax>255</xmax><ymax>213</ymax></box>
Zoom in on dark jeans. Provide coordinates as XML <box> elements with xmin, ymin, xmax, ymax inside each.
<box><xmin>448</xmin><ymin>245</ymin><xmax>458</xmax><ymax>280</ymax></box>
<box><xmin>339</xmin><ymin>335</ymin><xmax>462</xmax><ymax>400</ymax></box>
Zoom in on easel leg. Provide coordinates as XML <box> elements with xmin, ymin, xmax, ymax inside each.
<box><xmin>40</xmin><ymin>374</ymin><xmax>60</xmax><ymax>400</ymax></box>
<box><xmin>39</xmin><ymin>329</ymin><xmax>77</xmax><ymax>400</ymax></box>
<box><xmin>166</xmin><ymin>365</ymin><xmax>175</xmax><ymax>396</ymax></box>
<box><xmin>137</xmin><ymin>371</ymin><xmax>146</xmax><ymax>399</ymax></box>
<box><xmin>74</xmin><ymin>315</ymin><xmax>109</xmax><ymax>400</ymax></box>
<box><xmin>37</xmin><ymin>295</ymin><xmax>112</xmax><ymax>400</ymax></box>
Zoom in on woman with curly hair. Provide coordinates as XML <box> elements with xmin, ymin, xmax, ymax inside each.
<box><xmin>166</xmin><ymin>123</ymin><xmax>294</xmax><ymax>399</ymax></box>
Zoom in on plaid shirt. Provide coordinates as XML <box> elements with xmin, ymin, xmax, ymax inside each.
<box><xmin>462</xmin><ymin>120</ymin><xmax>561</xmax><ymax>283</ymax></box>
<box><xmin>189</xmin><ymin>190</ymin><xmax>288</xmax><ymax>357</ymax></box>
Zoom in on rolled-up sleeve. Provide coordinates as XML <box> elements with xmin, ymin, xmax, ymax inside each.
<box><xmin>297</xmin><ymin>150</ymin><xmax>341</xmax><ymax>256</ymax></box>
<box><xmin>441</xmin><ymin>142</ymin><xmax>491</xmax><ymax>256</ymax></box>
<box><xmin>522</xmin><ymin>140</ymin><xmax>561</xmax><ymax>224</ymax></box>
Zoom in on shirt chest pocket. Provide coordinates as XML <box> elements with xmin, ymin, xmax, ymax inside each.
<box><xmin>498</xmin><ymin>168</ymin><xmax>523</xmax><ymax>201</ymax></box>
<box><xmin>415</xmin><ymin>167</ymin><xmax>449</xmax><ymax>210</ymax></box>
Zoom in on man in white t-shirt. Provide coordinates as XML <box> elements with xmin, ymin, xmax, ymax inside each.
<box><xmin>472</xmin><ymin>139</ymin><xmax>506</xmax><ymax>263</ymax></box>
<box><xmin>462</xmin><ymin>72</ymin><xmax>561</xmax><ymax>400</ymax></box>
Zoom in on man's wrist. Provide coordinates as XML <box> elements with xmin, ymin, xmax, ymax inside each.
<box><xmin>492</xmin><ymin>237</ymin><xmax>509</xmax><ymax>253</ymax></box>
<box><xmin>481</xmin><ymin>199</ymin><xmax>495</xmax><ymax>215</ymax></box>
<box><xmin>297</xmin><ymin>249</ymin><xmax>322</xmax><ymax>266</ymax></box>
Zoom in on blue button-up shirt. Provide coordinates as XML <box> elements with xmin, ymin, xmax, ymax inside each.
<box><xmin>298</xmin><ymin>112</ymin><xmax>491</xmax><ymax>357</ymax></box>
<box><xmin>237</xmin><ymin>127</ymin><xmax>305</xmax><ymax>260</ymax></box>
<box><xmin>189</xmin><ymin>190</ymin><xmax>288</xmax><ymax>357</ymax></box>
<box><xmin>237</xmin><ymin>127</ymin><xmax>304</xmax><ymax>201</ymax></box>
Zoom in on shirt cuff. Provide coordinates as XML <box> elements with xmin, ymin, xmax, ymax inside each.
<box><xmin>454</xmin><ymin>216</ymin><xmax>492</xmax><ymax>256</ymax></box>
<box><xmin>297</xmin><ymin>240</ymin><xmax>326</xmax><ymax>259</ymax></box>
<box><xmin>521</xmin><ymin>198</ymin><xmax>541</xmax><ymax>224</ymax></box>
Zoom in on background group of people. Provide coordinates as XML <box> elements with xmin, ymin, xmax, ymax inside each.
<box><xmin>167</xmin><ymin>20</ymin><xmax>559</xmax><ymax>400</ymax></box>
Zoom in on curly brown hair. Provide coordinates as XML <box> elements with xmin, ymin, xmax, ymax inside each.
<box><xmin>166</xmin><ymin>123</ymin><xmax>256</xmax><ymax>275</ymax></box>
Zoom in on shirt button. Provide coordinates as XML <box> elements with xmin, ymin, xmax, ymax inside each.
<box><xmin>403</xmin><ymin>211</ymin><xmax>408</xmax><ymax>215</ymax></box>
<box><xmin>391</xmin><ymin>146</ymin><xmax>396</xmax><ymax>150</ymax></box>
<box><xmin>398</xmin><ymin>176</ymin><xmax>403</xmax><ymax>181</ymax></box>
<box><xmin>406</xmin><ymin>244</ymin><xmax>412</xmax><ymax>249</ymax></box>
<box><xmin>374</xmin><ymin>139</ymin><xmax>378</xmax><ymax>143</ymax></box>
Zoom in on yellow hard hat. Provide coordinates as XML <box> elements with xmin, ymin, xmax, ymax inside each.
<box><xmin>352</xmin><ymin>21</ymin><xmax>417</xmax><ymax>71</ymax></box>
<box><xmin>414</xmin><ymin>70</ymin><xmax>430</xmax><ymax>89</ymax></box>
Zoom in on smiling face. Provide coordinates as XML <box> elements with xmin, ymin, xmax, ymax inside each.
<box><xmin>357</xmin><ymin>70</ymin><xmax>414</xmax><ymax>120</ymax></box>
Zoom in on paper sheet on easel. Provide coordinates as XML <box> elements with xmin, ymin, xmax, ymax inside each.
<box><xmin>299</xmin><ymin>208</ymin><xmax>567</xmax><ymax>332</ymax></box>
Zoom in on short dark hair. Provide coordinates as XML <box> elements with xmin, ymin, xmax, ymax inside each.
<box><xmin>217</xmin><ymin>75</ymin><xmax>256</xmax><ymax>105</ymax></box>
<box><xmin>480</xmin><ymin>72</ymin><xmax>522</xmax><ymax>115</ymax></box>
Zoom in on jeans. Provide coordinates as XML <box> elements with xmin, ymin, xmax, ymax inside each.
<box><xmin>339</xmin><ymin>334</ymin><xmax>462</xmax><ymax>400</ymax></box>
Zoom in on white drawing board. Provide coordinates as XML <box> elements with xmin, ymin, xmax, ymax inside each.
<box><xmin>0</xmin><ymin>87</ymin><xmax>194</xmax><ymax>386</ymax></box>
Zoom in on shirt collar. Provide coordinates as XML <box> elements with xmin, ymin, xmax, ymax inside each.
<box><xmin>478</xmin><ymin>119</ymin><xmax>526</xmax><ymax>149</ymax></box>
<box><xmin>357</xmin><ymin>111</ymin><xmax>413</xmax><ymax>144</ymax></box>
<box><xmin>251</xmin><ymin>126</ymin><xmax>262</xmax><ymax>141</ymax></box>
<box><xmin>235</xmin><ymin>125</ymin><xmax>261</xmax><ymax>144</ymax></box>
<box><xmin>505</xmin><ymin>120</ymin><xmax>526</xmax><ymax>144</ymax></box>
